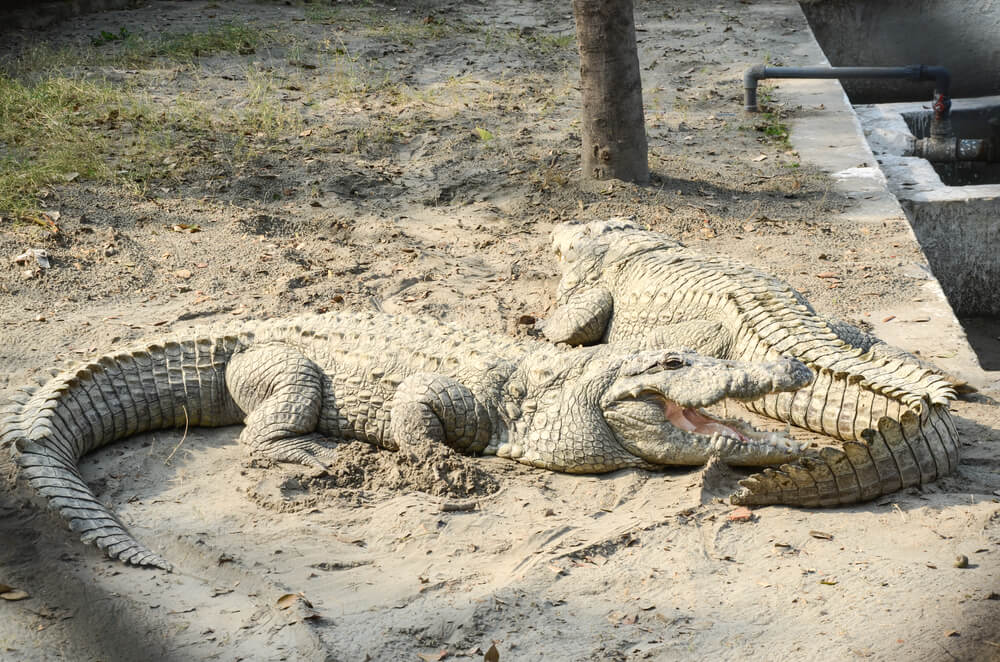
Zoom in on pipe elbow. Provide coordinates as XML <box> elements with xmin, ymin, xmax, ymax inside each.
<box><xmin>920</xmin><ymin>65</ymin><xmax>951</xmax><ymax>95</ymax></box>
<box><xmin>743</xmin><ymin>65</ymin><xmax>767</xmax><ymax>112</ymax></box>
<box><xmin>743</xmin><ymin>64</ymin><xmax>767</xmax><ymax>88</ymax></box>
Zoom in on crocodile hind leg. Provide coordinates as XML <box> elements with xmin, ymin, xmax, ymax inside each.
<box><xmin>226</xmin><ymin>343</ymin><xmax>335</xmax><ymax>470</ymax></box>
<box><xmin>388</xmin><ymin>373</ymin><xmax>492</xmax><ymax>454</ymax></box>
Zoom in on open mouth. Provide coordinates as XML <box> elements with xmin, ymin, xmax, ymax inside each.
<box><xmin>605</xmin><ymin>391</ymin><xmax>806</xmax><ymax>465</ymax></box>
<box><xmin>661</xmin><ymin>399</ymin><xmax>756</xmax><ymax>442</ymax></box>
<box><xmin>622</xmin><ymin>391</ymin><xmax>794</xmax><ymax>448</ymax></box>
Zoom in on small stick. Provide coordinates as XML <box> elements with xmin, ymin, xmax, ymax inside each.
<box><xmin>164</xmin><ymin>405</ymin><xmax>190</xmax><ymax>465</ymax></box>
<box><xmin>440</xmin><ymin>500</ymin><xmax>478</xmax><ymax>513</ymax></box>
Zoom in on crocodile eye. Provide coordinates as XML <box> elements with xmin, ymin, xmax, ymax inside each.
<box><xmin>658</xmin><ymin>356</ymin><xmax>686</xmax><ymax>370</ymax></box>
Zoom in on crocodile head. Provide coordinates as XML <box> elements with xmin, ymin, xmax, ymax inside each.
<box><xmin>600</xmin><ymin>350</ymin><xmax>813</xmax><ymax>467</ymax></box>
<box><xmin>506</xmin><ymin>346</ymin><xmax>813</xmax><ymax>471</ymax></box>
<box><xmin>550</xmin><ymin>218</ymin><xmax>677</xmax><ymax>300</ymax></box>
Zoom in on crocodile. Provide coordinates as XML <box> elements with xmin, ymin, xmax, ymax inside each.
<box><xmin>543</xmin><ymin>219</ymin><xmax>961</xmax><ymax>507</ymax></box>
<box><xmin>1</xmin><ymin>311</ymin><xmax>814</xmax><ymax>570</ymax></box>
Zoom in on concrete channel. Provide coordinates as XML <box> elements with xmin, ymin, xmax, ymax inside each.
<box><xmin>765</xmin><ymin>2</ymin><xmax>1000</xmax><ymax>390</ymax></box>
<box><xmin>856</xmin><ymin>97</ymin><xmax>1000</xmax><ymax>370</ymax></box>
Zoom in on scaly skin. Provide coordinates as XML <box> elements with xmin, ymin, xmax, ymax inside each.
<box><xmin>544</xmin><ymin>219</ymin><xmax>961</xmax><ymax>507</ymax></box>
<box><xmin>1</xmin><ymin>311</ymin><xmax>812</xmax><ymax>570</ymax></box>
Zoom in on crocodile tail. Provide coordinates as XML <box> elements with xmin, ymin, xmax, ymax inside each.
<box><xmin>2</xmin><ymin>336</ymin><xmax>243</xmax><ymax>569</ymax></box>
<box><xmin>746</xmin><ymin>361</ymin><xmax>956</xmax><ymax>443</ymax></box>
<box><xmin>731</xmin><ymin>403</ymin><xmax>958</xmax><ymax>506</ymax></box>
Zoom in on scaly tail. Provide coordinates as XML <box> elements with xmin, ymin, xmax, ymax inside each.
<box><xmin>731</xmin><ymin>403</ymin><xmax>958</xmax><ymax>506</ymax></box>
<box><xmin>1</xmin><ymin>337</ymin><xmax>243</xmax><ymax>569</ymax></box>
<box><xmin>746</xmin><ymin>359</ymin><xmax>956</xmax><ymax>443</ymax></box>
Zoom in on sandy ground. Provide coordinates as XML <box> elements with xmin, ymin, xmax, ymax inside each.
<box><xmin>1</xmin><ymin>1</ymin><xmax>998</xmax><ymax>660</ymax></box>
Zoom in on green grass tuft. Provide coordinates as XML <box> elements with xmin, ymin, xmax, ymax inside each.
<box><xmin>0</xmin><ymin>74</ymin><xmax>117</xmax><ymax>220</ymax></box>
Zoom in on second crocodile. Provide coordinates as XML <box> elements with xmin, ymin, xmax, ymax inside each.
<box><xmin>543</xmin><ymin>219</ymin><xmax>962</xmax><ymax>507</ymax></box>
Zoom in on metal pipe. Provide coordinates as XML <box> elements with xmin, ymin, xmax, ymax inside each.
<box><xmin>743</xmin><ymin>65</ymin><xmax>951</xmax><ymax>134</ymax></box>
<box><xmin>914</xmin><ymin>137</ymin><xmax>996</xmax><ymax>162</ymax></box>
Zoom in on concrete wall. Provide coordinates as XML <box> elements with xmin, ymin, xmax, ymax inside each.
<box><xmin>857</xmin><ymin>96</ymin><xmax>1000</xmax><ymax>317</ymax></box>
<box><xmin>901</xmin><ymin>197</ymin><xmax>1000</xmax><ymax>316</ymax></box>
<box><xmin>800</xmin><ymin>0</ymin><xmax>1000</xmax><ymax>103</ymax></box>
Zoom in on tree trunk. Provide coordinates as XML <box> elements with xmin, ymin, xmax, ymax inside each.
<box><xmin>572</xmin><ymin>0</ymin><xmax>649</xmax><ymax>183</ymax></box>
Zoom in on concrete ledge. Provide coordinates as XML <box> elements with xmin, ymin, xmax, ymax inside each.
<box><xmin>764</xmin><ymin>3</ymin><xmax>992</xmax><ymax>388</ymax></box>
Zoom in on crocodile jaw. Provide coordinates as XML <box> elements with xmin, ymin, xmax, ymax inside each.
<box><xmin>599</xmin><ymin>350</ymin><xmax>813</xmax><ymax>467</ymax></box>
<box><xmin>604</xmin><ymin>392</ymin><xmax>807</xmax><ymax>466</ymax></box>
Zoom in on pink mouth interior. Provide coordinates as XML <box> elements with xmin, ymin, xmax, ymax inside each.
<box><xmin>662</xmin><ymin>400</ymin><xmax>749</xmax><ymax>441</ymax></box>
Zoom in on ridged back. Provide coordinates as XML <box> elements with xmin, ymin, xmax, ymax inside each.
<box><xmin>602</xmin><ymin>239</ymin><xmax>956</xmax><ymax>417</ymax></box>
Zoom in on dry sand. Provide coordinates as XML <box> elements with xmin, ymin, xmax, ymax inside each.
<box><xmin>1</xmin><ymin>1</ymin><xmax>998</xmax><ymax>660</ymax></box>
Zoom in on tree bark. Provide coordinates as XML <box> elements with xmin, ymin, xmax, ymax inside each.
<box><xmin>573</xmin><ymin>0</ymin><xmax>649</xmax><ymax>183</ymax></box>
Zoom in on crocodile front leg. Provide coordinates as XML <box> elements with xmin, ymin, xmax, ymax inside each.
<box><xmin>543</xmin><ymin>286</ymin><xmax>613</xmax><ymax>345</ymax></box>
<box><xmin>389</xmin><ymin>373</ymin><xmax>493</xmax><ymax>454</ymax></box>
<box><xmin>226</xmin><ymin>343</ymin><xmax>336</xmax><ymax>470</ymax></box>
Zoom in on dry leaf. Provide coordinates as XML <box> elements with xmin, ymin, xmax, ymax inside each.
<box><xmin>0</xmin><ymin>584</ymin><xmax>13</xmax><ymax>593</ymax></box>
<box><xmin>728</xmin><ymin>506</ymin><xmax>754</xmax><ymax>522</ymax></box>
<box><xmin>12</xmin><ymin>249</ymin><xmax>50</xmax><ymax>269</ymax></box>
<box><xmin>170</xmin><ymin>223</ymin><xmax>201</xmax><ymax>233</ymax></box>
<box><xmin>752</xmin><ymin>153</ymin><xmax>767</xmax><ymax>162</ymax></box>
<box><xmin>484</xmin><ymin>643</ymin><xmax>499</xmax><ymax>662</ymax></box>
<box><xmin>276</xmin><ymin>592</ymin><xmax>312</xmax><ymax>610</ymax></box>
<box><xmin>1</xmin><ymin>589</ymin><xmax>29</xmax><ymax>601</ymax></box>
<box><xmin>416</xmin><ymin>650</ymin><xmax>448</xmax><ymax>662</ymax></box>
<box><xmin>809</xmin><ymin>530</ymin><xmax>833</xmax><ymax>540</ymax></box>
<box><xmin>944</xmin><ymin>630</ymin><xmax>959</xmax><ymax>637</ymax></box>
<box><xmin>815</xmin><ymin>272</ymin><xmax>838</xmax><ymax>279</ymax></box>
<box><xmin>299</xmin><ymin>128</ymin><xmax>313</xmax><ymax>137</ymax></box>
